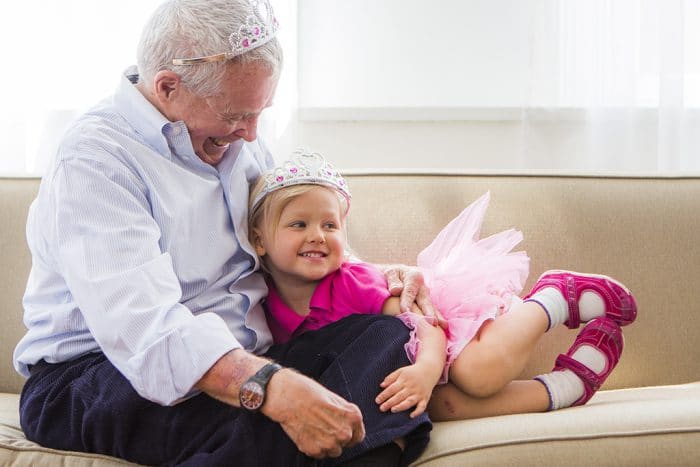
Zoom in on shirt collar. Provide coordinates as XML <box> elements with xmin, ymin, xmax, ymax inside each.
<box><xmin>308</xmin><ymin>273</ymin><xmax>334</xmax><ymax>312</ymax></box>
<box><xmin>265</xmin><ymin>280</ymin><xmax>306</xmax><ymax>338</ymax></box>
<box><xmin>264</xmin><ymin>270</ymin><xmax>337</xmax><ymax>340</ymax></box>
<box><xmin>113</xmin><ymin>66</ymin><xmax>174</xmax><ymax>158</ymax></box>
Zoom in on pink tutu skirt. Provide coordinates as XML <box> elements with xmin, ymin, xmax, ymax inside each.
<box><xmin>398</xmin><ymin>191</ymin><xmax>530</xmax><ymax>383</ymax></box>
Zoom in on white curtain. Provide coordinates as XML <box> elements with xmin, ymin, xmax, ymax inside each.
<box><xmin>522</xmin><ymin>0</ymin><xmax>700</xmax><ymax>172</ymax></box>
<box><xmin>296</xmin><ymin>0</ymin><xmax>700</xmax><ymax>173</ymax></box>
<box><xmin>1</xmin><ymin>1</ymin><xmax>699</xmax><ymax>175</ymax></box>
<box><xmin>0</xmin><ymin>0</ymin><xmax>297</xmax><ymax>176</ymax></box>
<box><xmin>0</xmin><ymin>1</ymin><xmax>162</xmax><ymax>175</ymax></box>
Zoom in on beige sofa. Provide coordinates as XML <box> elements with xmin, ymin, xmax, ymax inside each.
<box><xmin>2</xmin><ymin>173</ymin><xmax>699</xmax><ymax>466</ymax></box>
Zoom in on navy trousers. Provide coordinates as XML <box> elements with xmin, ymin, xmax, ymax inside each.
<box><xmin>20</xmin><ymin>314</ymin><xmax>431</xmax><ymax>466</ymax></box>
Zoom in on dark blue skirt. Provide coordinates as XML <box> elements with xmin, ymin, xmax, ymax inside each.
<box><xmin>20</xmin><ymin>314</ymin><xmax>431</xmax><ymax>466</ymax></box>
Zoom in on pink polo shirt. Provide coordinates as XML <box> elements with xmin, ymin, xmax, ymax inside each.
<box><xmin>264</xmin><ymin>262</ymin><xmax>392</xmax><ymax>344</ymax></box>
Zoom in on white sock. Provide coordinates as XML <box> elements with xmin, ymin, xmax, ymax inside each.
<box><xmin>527</xmin><ymin>287</ymin><xmax>605</xmax><ymax>330</ymax></box>
<box><xmin>526</xmin><ymin>287</ymin><xmax>568</xmax><ymax>330</ymax></box>
<box><xmin>535</xmin><ymin>344</ymin><xmax>607</xmax><ymax>410</ymax></box>
<box><xmin>578</xmin><ymin>291</ymin><xmax>606</xmax><ymax>322</ymax></box>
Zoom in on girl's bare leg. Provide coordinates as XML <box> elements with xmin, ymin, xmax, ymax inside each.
<box><xmin>428</xmin><ymin>379</ymin><xmax>549</xmax><ymax>421</ymax></box>
<box><xmin>448</xmin><ymin>301</ymin><xmax>550</xmax><ymax>398</ymax></box>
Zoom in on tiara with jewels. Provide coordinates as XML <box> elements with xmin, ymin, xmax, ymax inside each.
<box><xmin>172</xmin><ymin>0</ymin><xmax>279</xmax><ymax>66</ymax></box>
<box><xmin>251</xmin><ymin>148</ymin><xmax>351</xmax><ymax>212</ymax></box>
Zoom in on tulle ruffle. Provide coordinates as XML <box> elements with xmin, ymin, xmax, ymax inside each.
<box><xmin>402</xmin><ymin>191</ymin><xmax>529</xmax><ymax>384</ymax></box>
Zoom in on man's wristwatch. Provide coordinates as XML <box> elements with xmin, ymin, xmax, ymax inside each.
<box><xmin>239</xmin><ymin>362</ymin><xmax>283</xmax><ymax>411</ymax></box>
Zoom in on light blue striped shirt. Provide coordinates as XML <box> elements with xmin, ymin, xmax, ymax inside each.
<box><xmin>13</xmin><ymin>67</ymin><xmax>275</xmax><ymax>405</ymax></box>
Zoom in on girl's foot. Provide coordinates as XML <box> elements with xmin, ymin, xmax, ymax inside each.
<box><xmin>523</xmin><ymin>269</ymin><xmax>637</xmax><ymax>330</ymax></box>
<box><xmin>535</xmin><ymin>317</ymin><xmax>624</xmax><ymax>409</ymax></box>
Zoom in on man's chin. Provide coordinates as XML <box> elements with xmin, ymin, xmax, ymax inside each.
<box><xmin>196</xmin><ymin>149</ymin><xmax>226</xmax><ymax>166</ymax></box>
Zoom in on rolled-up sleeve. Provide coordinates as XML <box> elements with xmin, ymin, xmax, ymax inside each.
<box><xmin>53</xmin><ymin>157</ymin><xmax>238</xmax><ymax>405</ymax></box>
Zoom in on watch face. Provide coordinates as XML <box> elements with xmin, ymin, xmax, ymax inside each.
<box><xmin>240</xmin><ymin>381</ymin><xmax>265</xmax><ymax>411</ymax></box>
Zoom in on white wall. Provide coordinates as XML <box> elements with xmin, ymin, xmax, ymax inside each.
<box><xmin>269</xmin><ymin>0</ymin><xmax>537</xmax><ymax>170</ymax></box>
<box><xmin>297</xmin><ymin>0</ymin><xmax>534</xmax><ymax>108</ymax></box>
<box><xmin>270</xmin><ymin>114</ymin><xmax>663</xmax><ymax>172</ymax></box>
<box><xmin>265</xmin><ymin>0</ymin><xmax>700</xmax><ymax>173</ymax></box>
<box><xmin>2</xmin><ymin>1</ymin><xmax>697</xmax><ymax>175</ymax></box>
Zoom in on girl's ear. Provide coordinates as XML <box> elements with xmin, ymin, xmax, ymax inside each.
<box><xmin>252</xmin><ymin>228</ymin><xmax>266</xmax><ymax>257</ymax></box>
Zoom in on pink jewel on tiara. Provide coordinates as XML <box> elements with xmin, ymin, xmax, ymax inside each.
<box><xmin>228</xmin><ymin>0</ymin><xmax>279</xmax><ymax>57</ymax></box>
<box><xmin>171</xmin><ymin>0</ymin><xmax>278</xmax><ymax>65</ymax></box>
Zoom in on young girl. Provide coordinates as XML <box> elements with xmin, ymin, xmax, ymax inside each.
<box><xmin>248</xmin><ymin>149</ymin><xmax>637</xmax><ymax>421</ymax></box>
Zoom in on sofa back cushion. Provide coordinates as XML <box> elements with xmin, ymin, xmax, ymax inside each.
<box><xmin>1</xmin><ymin>178</ymin><xmax>37</xmax><ymax>393</ymax></box>
<box><xmin>344</xmin><ymin>173</ymin><xmax>700</xmax><ymax>389</ymax></box>
<box><xmin>2</xmin><ymin>174</ymin><xmax>699</xmax><ymax>394</ymax></box>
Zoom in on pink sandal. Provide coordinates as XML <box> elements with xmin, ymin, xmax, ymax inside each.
<box><xmin>523</xmin><ymin>269</ymin><xmax>637</xmax><ymax>329</ymax></box>
<box><xmin>552</xmin><ymin>316</ymin><xmax>623</xmax><ymax>407</ymax></box>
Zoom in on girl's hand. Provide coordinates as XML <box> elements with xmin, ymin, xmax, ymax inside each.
<box><xmin>375</xmin><ymin>364</ymin><xmax>441</xmax><ymax>418</ymax></box>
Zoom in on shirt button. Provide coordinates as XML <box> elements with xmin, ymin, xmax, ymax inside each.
<box><xmin>171</xmin><ymin>126</ymin><xmax>182</xmax><ymax>136</ymax></box>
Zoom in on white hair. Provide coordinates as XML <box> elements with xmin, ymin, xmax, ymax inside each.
<box><xmin>137</xmin><ymin>0</ymin><xmax>283</xmax><ymax>97</ymax></box>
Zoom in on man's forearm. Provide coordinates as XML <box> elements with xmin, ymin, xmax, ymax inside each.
<box><xmin>195</xmin><ymin>348</ymin><xmax>270</xmax><ymax>407</ymax></box>
<box><xmin>195</xmin><ymin>348</ymin><xmax>366</xmax><ymax>458</ymax></box>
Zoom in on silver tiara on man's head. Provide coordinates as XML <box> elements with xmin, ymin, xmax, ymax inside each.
<box><xmin>173</xmin><ymin>0</ymin><xmax>279</xmax><ymax>65</ymax></box>
<box><xmin>251</xmin><ymin>148</ymin><xmax>351</xmax><ymax>213</ymax></box>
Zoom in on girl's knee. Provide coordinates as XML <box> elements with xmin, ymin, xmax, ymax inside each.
<box><xmin>450</xmin><ymin>373</ymin><xmax>505</xmax><ymax>398</ymax></box>
<box><xmin>450</xmin><ymin>348</ymin><xmax>514</xmax><ymax>398</ymax></box>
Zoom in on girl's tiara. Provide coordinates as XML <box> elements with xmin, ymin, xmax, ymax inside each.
<box><xmin>172</xmin><ymin>0</ymin><xmax>279</xmax><ymax>66</ymax></box>
<box><xmin>251</xmin><ymin>148</ymin><xmax>351</xmax><ymax>212</ymax></box>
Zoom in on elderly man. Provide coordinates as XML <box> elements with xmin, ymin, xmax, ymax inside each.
<box><xmin>14</xmin><ymin>0</ymin><xmax>433</xmax><ymax>465</ymax></box>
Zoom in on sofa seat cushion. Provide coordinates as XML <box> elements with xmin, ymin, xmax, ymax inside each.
<box><xmin>413</xmin><ymin>382</ymin><xmax>700</xmax><ymax>466</ymax></box>
<box><xmin>0</xmin><ymin>392</ymin><xmax>140</xmax><ymax>466</ymax></box>
<box><xmin>3</xmin><ymin>383</ymin><xmax>699</xmax><ymax>466</ymax></box>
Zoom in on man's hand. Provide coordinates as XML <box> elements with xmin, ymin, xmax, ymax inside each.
<box><xmin>263</xmin><ymin>369</ymin><xmax>365</xmax><ymax>458</ymax></box>
<box><xmin>196</xmin><ymin>350</ymin><xmax>364</xmax><ymax>459</ymax></box>
<box><xmin>379</xmin><ymin>264</ymin><xmax>447</xmax><ymax>328</ymax></box>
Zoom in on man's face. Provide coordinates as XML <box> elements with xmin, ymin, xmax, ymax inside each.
<box><xmin>167</xmin><ymin>62</ymin><xmax>277</xmax><ymax>165</ymax></box>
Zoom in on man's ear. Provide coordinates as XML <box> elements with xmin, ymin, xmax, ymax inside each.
<box><xmin>153</xmin><ymin>70</ymin><xmax>182</xmax><ymax>102</ymax></box>
<box><xmin>252</xmin><ymin>228</ymin><xmax>266</xmax><ymax>257</ymax></box>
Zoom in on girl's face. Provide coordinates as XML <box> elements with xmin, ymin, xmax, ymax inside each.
<box><xmin>255</xmin><ymin>187</ymin><xmax>346</xmax><ymax>285</ymax></box>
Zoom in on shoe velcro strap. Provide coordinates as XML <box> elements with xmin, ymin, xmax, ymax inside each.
<box><xmin>564</xmin><ymin>275</ymin><xmax>581</xmax><ymax>329</ymax></box>
<box><xmin>555</xmin><ymin>353</ymin><xmax>602</xmax><ymax>391</ymax></box>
